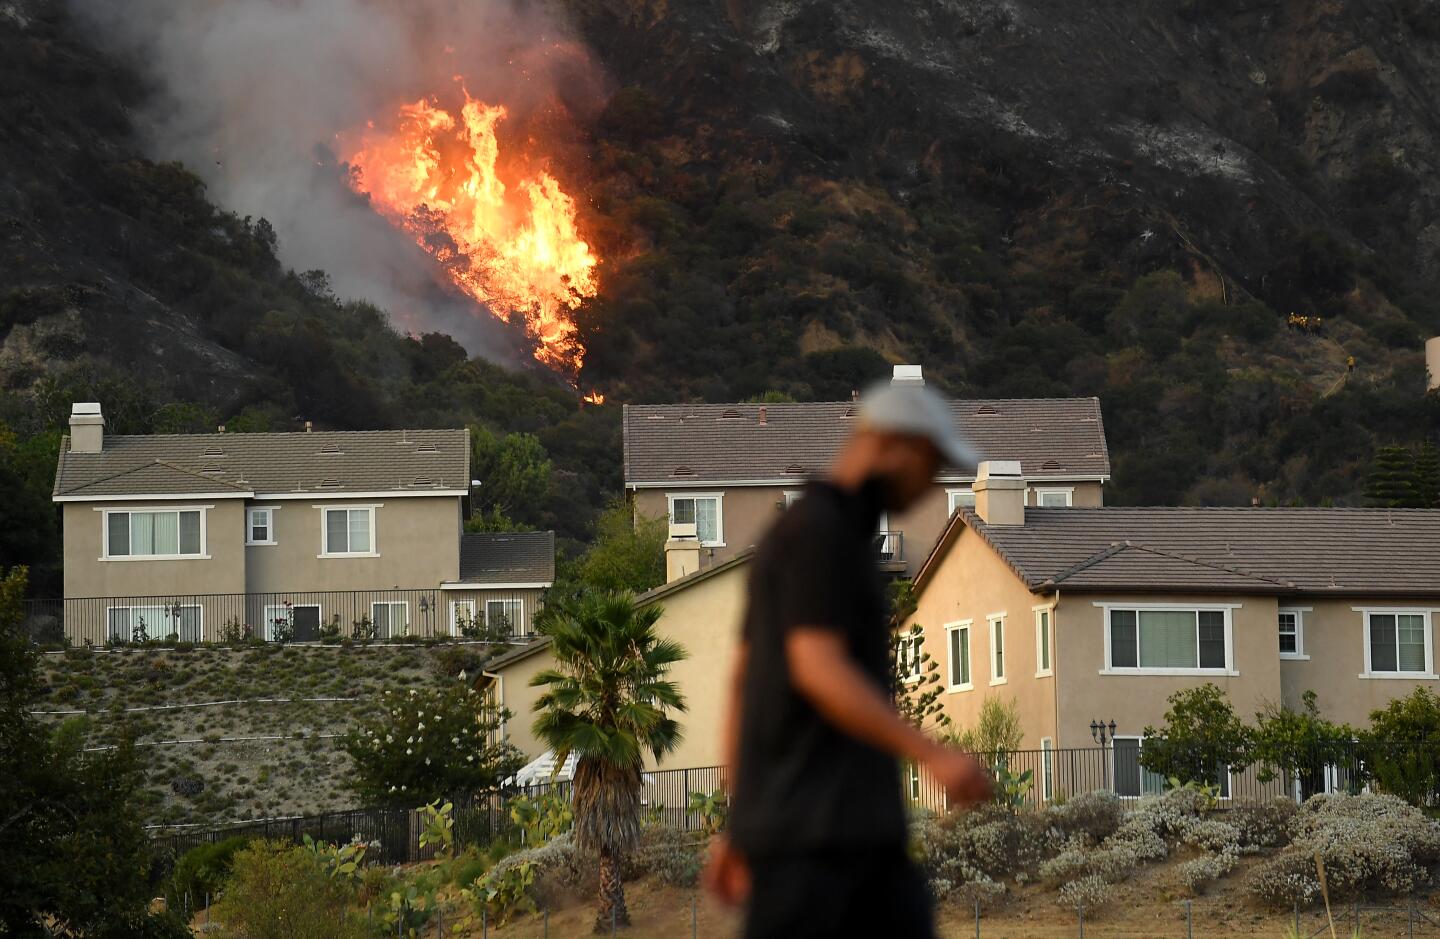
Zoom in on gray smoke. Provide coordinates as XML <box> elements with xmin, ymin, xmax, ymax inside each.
<box><xmin>69</xmin><ymin>0</ymin><xmax>603</xmax><ymax>360</ymax></box>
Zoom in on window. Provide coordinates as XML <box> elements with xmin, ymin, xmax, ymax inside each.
<box><xmin>906</xmin><ymin>761</ymin><xmax>922</xmax><ymax>801</ymax></box>
<box><xmin>947</xmin><ymin>489</ymin><xmax>975</xmax><ymax>513</ymax></box>
<box><xmin>1035</xmin><ymin>608</ymin><xmax>1052</xmax><ymax>676</ymax></box>
<box><xmin>989</xmin><ymin>616</ymin><xmax>1006</xmax><ymax>684</ymax></box>
<box><xmin>668</xmin><ymin>493</ymin><xmax>722</xmax><ymax>545</ymax></box>
<box><xmin>1106</xmin><ymin>607</ymin><xmax>1232</xmax><ymax>673</ymax></box>
<box><xmin>371</xmin><ymin>601</ymin><xmax>409</xmax><ymax>639</ymax></box>
<box><xmin>486</xmin><ymin>599</ymin><xmax>525</xmax><ymax>636</ymax></box>
<box><xmin>1033</xmin><ymin>488</ymin><xmax>1073</xmax><ymax>507</ymax></box>
<box><xmin>1363</xmin><ymin>610</ymin><xmax>1433</xmax><ymax>676</ymax></box>
<box><xmin>1041</xmin><ymin>738</ymin><xmax>1055</xmax><ymax>801</ymax></box>
<box><xmin>449</xmin><ymin>600</ymin><xmax>477</xmax><ymax>637</ymax></box>
<box><xmin>322</xmin><ymin>507</ymin><xmax>374</xmax><ymax>556</ymax></box>
<box><xmin>1278</xmin><ymin>609</ymin><xmax>1309</xmax><ymax>659</ymax></box>
<box><xmin>896</xmin><ymin>633</ymin><xmax>924</xmax><ymax>683</ymax></box>
<box><xmin>946</xmin><ymin>622</ymin><xmax>972</xmax><ymax>691</ymax></box>
<box><xmin>1112</xmin><ymin>737</ymin><xmax>1166</xmax><ymax>798</ymax></box>
<box><xmin>107</xmin><ymin>605</ymin><xmax>201</xmax><ymax>642</ymax></box>
<box><xmin>247</xmin><ymin>507</ymin><xmax>275</xmax><ymax>545</ymax></box>
<box><xmin>783</xmin><ymin>490</ymin><xmax>803</xmax><ymax>509</ymax></box>
<box><xmin>104</xmin><ymin>509</ymin><xmax>204</xmax><ymax>558</ymax></box>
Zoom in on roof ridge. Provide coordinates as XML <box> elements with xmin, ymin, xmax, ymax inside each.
<box><xmin>57</xmin><ymin>458</ymin><xmax>252</xmax><ymax>495</ymax></box>
<box><xmin>1043</xmin><ymin>541</ymin><xmax>1131</xmax><ymax>585</ymax></box>
<box><xmin>1116</xmin><ymin>541</ymin><xmax>1297</xmax><ymax>588</ymax></box>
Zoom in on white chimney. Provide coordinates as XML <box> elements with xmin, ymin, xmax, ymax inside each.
<box><xmin>973</xmin><ymin>460</ymin><xmax>1025</xmax><ymax>526</ymax></box>
<box><xmin>69</xmin><ymin>403</ymin><xmax>104</xmax><ymax>454</ymax></box>
<box><xmin>664</xmin><ymin>523</ymin><xmax>702</xmax><ymax>583</ymax></box>
<box><xmin>891</xmin><ymin>364</ymin><xmax>924</xmax><ymax>387</ymax></box>
<box><xmin>1427</xmin><ymin>336</ymin><xmax>1440</xmax><ymax>393</ymax></box>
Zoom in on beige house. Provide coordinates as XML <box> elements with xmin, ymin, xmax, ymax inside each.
<box><xmin>623</xmin><ymin>365</ymin><xmax>1110</xmax><ymax>578</ymax></box>
<box><xmin>50</xmin><ymin>403</ymin><xmax>553</xmax><ymax>645</ymax></box>
<box><xmin>908</xmin><ymin>460</ymin><xmax>1440</xmax><ymax>799</ymax></box>
<box><xmin>482</xmin><ymin>550</ymin><xmax>753</xmax><ymax>768</ymax></box>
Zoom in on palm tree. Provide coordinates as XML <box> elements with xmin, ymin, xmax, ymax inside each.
<box><xmin>530</xmin><ymin>592</ymin><xmax>687</xmax><ymax>931</ymax></box>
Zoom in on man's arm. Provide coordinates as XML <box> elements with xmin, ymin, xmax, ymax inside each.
<box><xmin>786</xmin><ymin>628</ymin><xmax>991</xmax><ymax>803</ymax></box>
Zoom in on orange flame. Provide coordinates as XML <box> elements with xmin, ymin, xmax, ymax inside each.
<box><xmin>341</xmin><ymin>93</ymin><xmax>597</xmax><ymax>374</ymax></box>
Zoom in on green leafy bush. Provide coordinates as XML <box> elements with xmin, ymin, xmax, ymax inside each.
<box><xmin>211</xmin><ymin>840</ymin><xmax>368</xmax><ymax>939</ymax></box>
<box><xmin>168</xmin><ymin>836</ymin><xmax>251</xmax><ymax>906</ymax></box>
<box><xmin>1140</xmin><ymin>684</ymin><xmax>1251</xmax><ymax>788</ymax></box>
<box><xmin>463</xmin><ymin>858</ymin><xmax>537</xmax><ymax>926</ymax></box>
<box><xmin>1365</xmin><ymin>687</ymin><xmax>1440</xmax><ymax>806</ymax></box>
<box><xmin>629</xmin><ymin>826</ymin><xmax>706</xmax><ymax>887</ymax></box>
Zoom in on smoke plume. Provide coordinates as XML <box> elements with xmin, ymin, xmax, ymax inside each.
<box><xmin>69</xmin><ymin>0</ymin><xmax>604</xmax><ymax>360</ymax></box>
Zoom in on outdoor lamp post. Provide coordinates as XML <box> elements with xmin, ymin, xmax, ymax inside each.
<box><xmin>1091</xmin><ymin>719</ymin><xmax>1117</xmax><ymax>791</ymax></box>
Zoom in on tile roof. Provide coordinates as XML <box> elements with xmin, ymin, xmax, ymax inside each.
<box><xmin>456</xmin><ymin>531</ymin><xmax>556</xmax><ymax>585</ymax></box>
<box><xmin>484</xmin><ymin>636</ymin><xmax>552</xmax><ymax>671</ymax></box>
<box><xmin>622</xmin><ymin>398</ymin><xmax>1109</xmax><ymax>485</ymax></box>
<box><xmin>937</xmin><ymin>507</ymin><xmax>1440</xmax><ymax>597</ymax></box>
<box><xmin>54</xmin><ymin>428</ymin><xmax>469</xmax><ymax>499</ymax></box>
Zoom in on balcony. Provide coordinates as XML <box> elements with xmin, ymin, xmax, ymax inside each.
<box><xmin>874</xmin><ymin>530</ymin><xmax>905</xmax><ymax>572</ymax></box>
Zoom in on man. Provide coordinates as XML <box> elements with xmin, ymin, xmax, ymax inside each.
<box><xmin>705</xmin><ymin>381</ymin><xmax>993</xmax><ymax>937</ymax></box>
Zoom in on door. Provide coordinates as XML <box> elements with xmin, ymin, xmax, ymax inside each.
<box><xmin>291</xmin><ymin>605</ymin><xmax>321</xmax><ymax>642</ymax></box>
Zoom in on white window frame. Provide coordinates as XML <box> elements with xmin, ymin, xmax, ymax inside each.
<box><xmin>1040</xmin><ymin>737</ymin><xmax>1055</xmax><ymax>801</ymax></box>
<box><xmin>1031</xmin><ymin>486</ymin><xmax>1074</xmax><ymax>508</ymax></box>
<box><xmin>1279</xmin><ymin>606</ymin><xmax>1310</xmax><ymax>660</ymax></box>
<box><xmin>105</xmin><ymin>604</ymin><xmax>204</xmax><ymax>642</ymax></box>
<box><xmin>98</xmin><ymin>506</ymin><xmax>211</xmax><ymax>560</ymax></box>
<box><xmin>782</xmin><ymin>490</ymin><xmax>803</xmax><ymax>509</ymax></box>
<box><xmin>449</xmin><ymin>599</ymin><xmax>477</xmax><ymax>637</ymax></box>
<box><xmin>486</xmin><ymin>598</ymin><xmax>526</xmax><ymax>636</ymax></box>
<box><xmin>1096</xmin><ymin>602</ymin><xmax>1241</xmax><ymax>676</ymax></box>
<box><xmin>945</xmin><ymin>620</ymin><xmax>973</xmax><ymax>692</ymax></box>
<box><xmin>317</xmin><ymin>505</ymin><xmax>380</xmax><ymax>558</ymax></box>
<box><xmin>262</xmin><ymin>603</ymin><xmax>321</xmax><ymax>642</ymax></box>
<box><xmin>246</xmin><ymin>506</ymin><xmax>278</xmax><ymax>546</ymax></box>
<box><xmin>1034</xmin><ymin>604</ymin><xmax>1053</xmax><ymax>677</ymax></box>
<box><xmin>988</xmin><ymin>613</ymin><xmax>1007</xmax><ymax>685</ymax></box>
<box><xmin>371</xmin><ymin>600</ymin><xmax>410</xmax><ymax>638</ymax></box>
<box><xmin>896</xmin><ymin>631</ymin><xmax>924</xmax><ymax>684</ymax></box>
<box><xmin>946</xmin><ymin>488</ymin><xmax>975</xmax><ymax>514</ymax></box>
<box><xmin>1355</xmin><ymin>607</ymin><xmax>1437</xmax><ymax>679</ymax></box>
<box><xmin>665</xmin><ymin>492</ymin><xmax>724</xmax><ymax>547</ymax></box>
<box><xmin>1111</xmin><ymin>735</ymin><xmax>1167</xmax><ymax>800</ymax></box>
<box><xmin>906</xmin><ymin>760</ymin><xmax>922</xmax><ymax>801</ymax></box>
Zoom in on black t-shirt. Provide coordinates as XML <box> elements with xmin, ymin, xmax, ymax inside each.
<box><xmin>729</xmin><ymin>480</ymin><xmax>905</xmax><ymax>858</ymax></box>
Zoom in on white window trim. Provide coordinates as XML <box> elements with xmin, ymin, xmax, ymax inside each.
<box><xmin>485</xmin><ymin>598</ymin><xmax>526</xmax><ymax>634</ymax></box>
<box><xmin>946</xmin><ymin>488</ymin><xmax>975</xmax><ymax>514</ymax></box>
<box><xmin>1034</xmin><ymin>604</ymin><xmax>1054</xmax><ymax>678</ymax></box>
<box><xmin>97</xmin><ymin>505</ymin><xmax>212</xmax><ymax>560</ymax></box>
<box><xmin>782</xmin><ymin>490</ymin><xmax>803</xmax><ymax>508</ymax></box>
<box><xmin>105</xmin><ymin>604</ymin><xmax>204</xmax><ymax>642</ymax></box>
<box><xmin>944</xmin><ymin>620</ymin><xmax>973</xmax><ymax>692</ymax></box>
<box><xmin>1095</xmin><ymin>602</ymin><xmax>1241</xmax><ymax>676</ymax></box>
<box><xmin>1030</xmin><ymin>486</ymin><xmax>1074</xmax><ymax>507</ymax></box>
<box><xmin>665</xmin><ymin>491</ymin><xmax>725</xmax><ymax>547</ymax></box>
<box><xmin>1040</xmin><ymin>737</ymin><xmax>1055</xmax><ymax>801</ymax></box>
<box><xmin>988</xmin><ymin>614</ymin><xmax>1007</xmax><ymax>685</ymax></box>
<box><xmin>448</xmin><ymin>599</ymin><xmax>477</xmax><ymax>637</ymax></box>
<box><xmin>372</xmin><ymin>600</ymin><xmax>410</xmax><ymax>638</ymax></box>
<box><xmin>246</xmin><ymin>506</ymin><xmax>279</xmax><ymax>546</ymax></box>
<box><xmin>1355</xmin><ymin>607</ymin><xmax>1437</xmax><ymax>679</ymax></box>
<box><xmin>1279</xmin><ymin>606</ymin><xmax>1310</xmax><ymax>661</ymax></box>
<box><xmin>262</xmin><ymin>603</ymin><xmax>321</xmax><ymax>642</ymax></box>
<box><xmin>316</xmin><ymin>504</ymin><xmax>381</xmax><ymax>558</ymax></box>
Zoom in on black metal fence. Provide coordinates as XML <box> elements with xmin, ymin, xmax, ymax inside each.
<box><xmin>24</xmin><ymin>587</ymin><xmax>544</xmax><ymax>648</ymax></box>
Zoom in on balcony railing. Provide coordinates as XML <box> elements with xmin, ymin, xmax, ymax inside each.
<box><xmin>22</xmin><ymin>587</ymin><xmax>545</xmax><ymax>648</ymax></box>
<box><xmin>875</xmin><ymin>530</ymin><xmax>904</xmax><ymax>566</ymax></box>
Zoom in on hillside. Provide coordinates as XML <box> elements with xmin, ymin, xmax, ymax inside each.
<box><xmin>3</xmin><ymin>0</ymin><xmax>1440</xmax><ymax>593</ymax></box>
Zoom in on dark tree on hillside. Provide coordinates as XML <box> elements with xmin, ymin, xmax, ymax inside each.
<box><xmin>1365</xmin><ymin>445</ymin><xmax>1421</xmax><ymax>507</ymax></box>
<box><xmin>1413</xmin><ymin>442</ymin><xmax>1440</xmax><ymax>508</ymax></box>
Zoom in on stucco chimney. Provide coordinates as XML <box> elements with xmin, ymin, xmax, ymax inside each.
<box><xmin>1427</xmin><ymin>336</ymin><xmax>1440</xmax><ymax>392</ymax></box>
<box><xmin>69</xmin><ymin>403</ymin><xmax>104</xmax><ymax>454</ymax></box>
<box><xmin>974</xmin><ymin>460</ymin><xmax>1025</xmax><ymax>526</ymax></box>
<box><xmin>891</xmin><ymin>364</ymin><xmax>924</xmax><ymax>387</ymax></box>
<box><xmin>664</xmin><ymin>523</ymin><xmax>703</xmax><ymax>583</ymax></box>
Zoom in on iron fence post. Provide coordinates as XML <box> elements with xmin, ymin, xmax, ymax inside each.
<box><xmin>1293</xmin><ymin>900</ymin><xmax>1299</xmax><ymax>935</ymax></box>
<box><xmin>1185</xmin><ymin>899</ymin><xmax>1192</xmax><ymax>939</ymax></box>
<box><xmin>1078</xmin><ymin>905</ymin><xmax>1084</xmax><ymax>938</ymax></box>
<box><xmin>974</xmin><ymin>899</ymin><xmax>980</xmax><ymax>938</ymax></box>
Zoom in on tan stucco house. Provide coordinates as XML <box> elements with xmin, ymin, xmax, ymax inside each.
<box><xmin>909</xmin><ymin>460</ymin><xmax>1440</xmax><ymax>799</ymax></box>
<box><xmin>482</xmin><ymin>549</ymin><xmax>753</xmax><ymax>768</ymax></box>
<box><xmin>50</xmin><ymin>403</ymin><xmax>553</xmax><ymax>645</ymax></box>
<box><xmin>623</xmin><ymin>365</ymin><xmax>1111</xmax><ymax>579</ymax></box>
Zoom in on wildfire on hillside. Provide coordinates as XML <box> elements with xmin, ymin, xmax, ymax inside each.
<box><xmin>340</xmin><ymin>90</ymin><xmax>598</xmax><ymax>378</ymax></box>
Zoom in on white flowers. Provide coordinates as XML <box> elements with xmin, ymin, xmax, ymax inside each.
<box><xmin>451</xmin><ymin>737</ymin><xmax>460</xmax><ymax>746</ymax></box>
<box><xmin>466</xmin><ymin>755</ymin><xmax>474</xmax><ymax>762</ymax></box>
<box><xmin>406</xmin><ymin>748</ymin><xmax>413</xmax><ymax>754</ymax></box>
<box><xmin>425</xmin><ymin>757</ymin><xmax>432</xmax><ymax>766</ymax></box>
<box><xmin>406</xmin><ymin>736</ymin><xmax>414</xmax><ymax>744</ymax></box>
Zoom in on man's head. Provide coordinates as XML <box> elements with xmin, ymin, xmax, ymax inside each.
<box><xmin>832</xmin><ymin>382</ymin><xmax>979</xmax><ymax>512</ymax></box>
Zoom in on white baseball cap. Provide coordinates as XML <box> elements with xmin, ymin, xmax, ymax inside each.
<box><xmin>856</xmin><ymin>381</ymin><xmax>980</xmax><ymax>471</ymax></box>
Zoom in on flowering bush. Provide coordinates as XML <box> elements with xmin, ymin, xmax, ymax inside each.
<box><xmin>1246</xmin><ymin>792</ymin><xmax>1440</xmax><ymax>908</ymax></box>
<box><xmin>1057</xmin><ymin>873</ymin><xmax>1109</xmax><ymax>911</ymax></box>
<box><xmin>629</xmin><ymin>826</ymin><xmax>706</xmax><ymax>887</ymax></box>
<box><xmin>340</xmin><ymin>679</ymin><xmax>523</xmax><ymax>805</ymax></box>
<box><xmin>1225</xmin><ymin>797</ymin><xmax>1296</xmax><ymax>850</ymax></box>
<box><xmin>1047</xmin><ymin>790</ymin><xmax>1124</xmax><ymax>844</ymax></box>
<box><xmin>1178</xmin><ymin>849</ymin><xmax>1238</xmax><ymax>895</ymax></box>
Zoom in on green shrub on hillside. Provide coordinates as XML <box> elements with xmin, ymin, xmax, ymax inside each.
<box><xmin>211</xmin><ymin>840</ymin><xmax>368</xmax><ymax>939</ymax></box>
<box><xmin>168</xmin><ymin>836</ymin><xmax>251</xmax><ymax>908</ymax></box>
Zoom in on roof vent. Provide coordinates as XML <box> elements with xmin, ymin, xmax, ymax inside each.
<box><xmin>646</xmin><ymin>414</ymin><xmax>665</xmax><ymax>420</ymax></box>
<box><xmin>412</xmin><ymin>475</ymin><xmax>435</xmax><ymax>486</ymax></box>
<box><xmin>416</xmin><ymin>442</ymin><xmax>438</xmax><ymax>453</ymax></box>
<box><xmin>976</xmin><ymin>404</ymin><xmax>999</xmax><ymax>416</ymax></box>
<box><xmin>844</xmin><ymin>406</ymin><xmax>859</xmax><ymax>418</ymax></box>
<box><xmin>318</xmin><ymin>478</ymin><xmax>342</xmax><ymax>488</ymax></box>
<box><xmin>202</xmin><ymin>445</ymin><xmax>225</xmax><ymax>457</ymax></box>
<box><xmin>319</xmin><ymin>444</ymin><xmax>343</xmax><ymax>455</ymax></box>
<box><xmin>784</xmin><ymin>463</ymin><xmax>806</xmax><ymax>475</ymax></box>
<box><xmin>720</xmin><ymin>408</ymin><xmax>743</xmax><ymax>420</ymax></box>
<box><xmin>201</xmin><ymin>463</ymin><xmax>224</xmax><ymax>475</ymax></box>
<box><xmin>672</xmin><ymin>466</ymin><xmax>695</xmax><ymax>477</ymax></box>
<box><xmin>1041</xmin><ymin>459</ymin><xmax>1063</xmax><ymax>471</ymax></box>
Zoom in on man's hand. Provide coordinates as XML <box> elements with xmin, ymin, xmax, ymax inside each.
<box><xmin>702</xmin><ymin>834</ymin><xmax>751</xmax><ymax>907</ymax></box>
<box><xmin>923</xmin><ymin>745</ymin><xmax>993</xmax><ymax>808</ymax></box>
